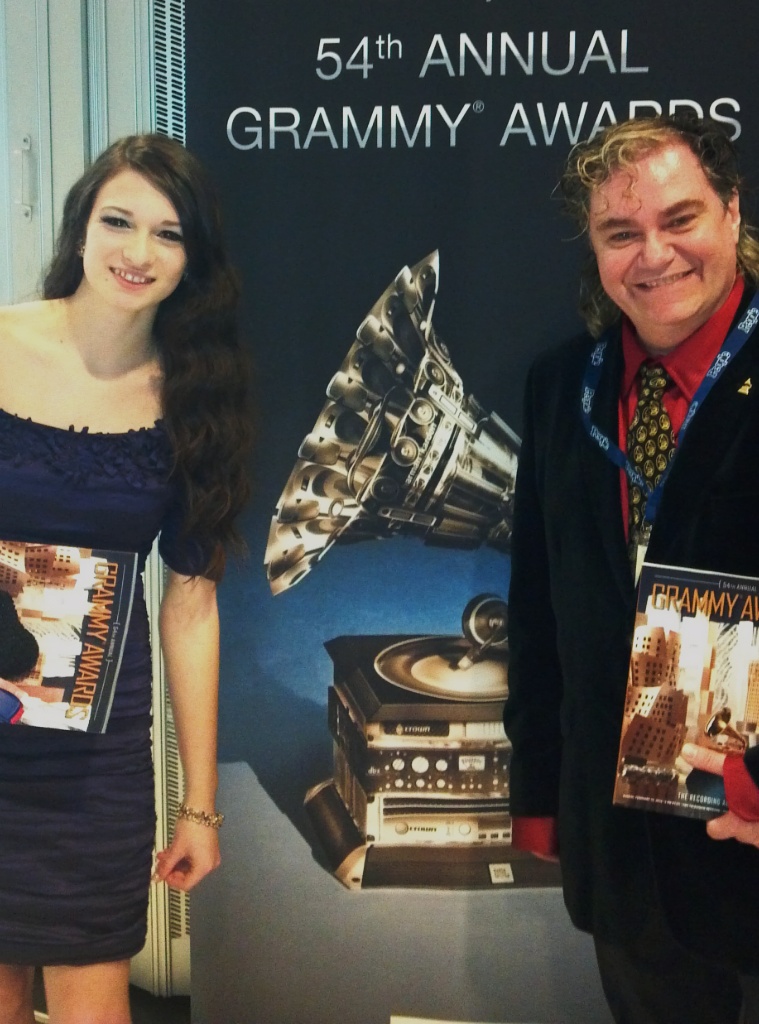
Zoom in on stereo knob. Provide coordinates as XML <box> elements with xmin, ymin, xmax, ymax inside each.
<box><xmin>395</xmin><ymin>822</ymin><xmax>409</xmax><ymax>835</ymax></box>
<box><xmin>392</xmin><ymin>758</ymin><xmax>405</xmax><ymax>771</ymax></box>
<box><xmin>411</xmin><ymin>756</ymin><xmax>429</xmax><ymax>773</ymax></box>
<box><xmin>459</xmin><ymin>824</ymin><xmax>472</xmax><ymax>836</ymax></box>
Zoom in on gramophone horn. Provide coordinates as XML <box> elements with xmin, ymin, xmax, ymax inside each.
<box><xmin>705</xmin><ymin>707</ymin><xmax>748</xmax><ymax>752</ymax></box>
<box><xmin>264</xmin><ymin>251</ymin><xmax>521</xmax><ymax>593</ymax></box>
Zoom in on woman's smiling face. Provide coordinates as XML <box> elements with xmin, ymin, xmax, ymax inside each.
<box><xmin>80</xmin><ymin>168</ymin><xmax>187</xmax><ymax>315</ymax></box>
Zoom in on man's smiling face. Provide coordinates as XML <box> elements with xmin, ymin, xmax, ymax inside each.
<box><xmin>589</xmin><ymin>141</ymin><xmax>741</xmax><ymax>355</ymax></box>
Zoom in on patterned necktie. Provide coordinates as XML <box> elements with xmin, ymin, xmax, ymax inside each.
<box><xmin>627</xmin><ymin>362</ymin><xmax>676</xmax><ymax>563</ymax></box>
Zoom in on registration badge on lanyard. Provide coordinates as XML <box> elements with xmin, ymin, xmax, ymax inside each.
<box><xmin>633</xmin><ymin>524</ymin><xmax>652</xmax><ymax>585</ymax></box>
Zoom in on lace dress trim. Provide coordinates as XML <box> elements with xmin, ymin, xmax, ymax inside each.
<box><xmin>0</xmin><ymin>408</ymin><xmax>173</xmax><ymax>488</ymax></box>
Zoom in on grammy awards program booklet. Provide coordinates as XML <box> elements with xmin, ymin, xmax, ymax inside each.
<box><xmin>613</xmin><ymin>562</ymin><xmax>759</xmax><ymax>820</ymax></box>
<box><xmin>0</xmin><ymin>539</ymin><xmax>137</xmax><ymax>733</ymax></box>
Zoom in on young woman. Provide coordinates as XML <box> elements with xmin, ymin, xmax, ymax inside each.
<box><xmin>0</xmin><ymin>134</ymin><xmax>251</xmax><ymax>1023</ymax></box>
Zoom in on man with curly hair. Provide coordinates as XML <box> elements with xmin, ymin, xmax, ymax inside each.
<box><xmin>504</xmin><ymin>115</ymin><xmax>759</xmax><ymax>1024</ymax></box>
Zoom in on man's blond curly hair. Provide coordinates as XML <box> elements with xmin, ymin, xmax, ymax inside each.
<box><xmin>559</xmin><ymin>116</ymin><xmax>759</xmax><ymax>337</ymax></box>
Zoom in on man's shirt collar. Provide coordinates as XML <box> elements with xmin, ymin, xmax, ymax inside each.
<box><xmin>621</xmin><ymin>276</ymin><xmax>746</xmax><ymax>402</ymax></box>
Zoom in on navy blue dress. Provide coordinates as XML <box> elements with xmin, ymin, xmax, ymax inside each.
<box><xmin>0</xmin><ymin>408</ymin><xmax>203</xmax><ymax>965</ymax></box>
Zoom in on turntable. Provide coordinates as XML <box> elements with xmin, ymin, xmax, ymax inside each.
<box><xmin>265</xmin><ymin>252</ymin><xmax>560</xmax><ymax>889</ymax></box>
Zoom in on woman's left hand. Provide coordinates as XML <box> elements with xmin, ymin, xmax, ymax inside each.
<box><xmin>153</xmin><ymin>818</ymin><xmax>221</xmax><ymax>891</ymax></box>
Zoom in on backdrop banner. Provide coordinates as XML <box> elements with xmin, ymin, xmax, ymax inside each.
<box><xmin>184</xmin><ymin>2</ymin><xmax>759</xmax><ymax>1021</ymax></box>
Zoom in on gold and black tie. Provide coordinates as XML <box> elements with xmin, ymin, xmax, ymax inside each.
<box><xmin>627</xmin><ymin>362</ymin><xmax>676</xmax><ymax>563</ymax></box>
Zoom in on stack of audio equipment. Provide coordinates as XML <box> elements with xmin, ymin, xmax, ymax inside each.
<box><xmin>305</xmin><ymin>604</ymin><xmax>559</xmax><ymax>889</ymax></box>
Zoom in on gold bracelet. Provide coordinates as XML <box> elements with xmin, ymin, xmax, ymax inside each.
<box><xmin>177</xmin><ymin>802</ymin><xmax>224</xmax><ymax>830</ymax></box>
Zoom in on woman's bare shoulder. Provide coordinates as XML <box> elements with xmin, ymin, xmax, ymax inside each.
<box><xmin>0</xmin><ymin>300</ymin><xmax>61</xmax><ymax>345</ymax></box>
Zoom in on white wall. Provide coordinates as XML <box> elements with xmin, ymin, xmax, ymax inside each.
<box><xmin>0</xmin><ymin>0</ymin><xmax>152</xmax><ymax>304</ymax></box>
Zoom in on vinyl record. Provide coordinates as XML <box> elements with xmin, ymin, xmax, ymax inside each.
<box><xmin>374</xmin><ymin>636</ymin><xmax>508</xmax><ymax>701</ymax></box>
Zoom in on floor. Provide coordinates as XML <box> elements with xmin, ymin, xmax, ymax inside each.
<box><xmin>129</xmin><ymin>986</ymin><xmax>191</xmax><ymax>1024</ymax></box>
<box><xmin>33</xmin><ymin>970</ymin><xmax>191</xmax><ymax>1023</ymax></box>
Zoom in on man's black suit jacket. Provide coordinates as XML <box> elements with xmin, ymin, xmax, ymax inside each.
<box><xmin>504</xmin><ymin>301</ymin><xmax>759</xmax><ymax>973</ymax></box>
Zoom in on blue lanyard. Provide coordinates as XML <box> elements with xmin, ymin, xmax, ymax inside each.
<box><xmin>581</xmin><ymin>291</ymin><xmax>759</xmax><ymax>527</ymax></box>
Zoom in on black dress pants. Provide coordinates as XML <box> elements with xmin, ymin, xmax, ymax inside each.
<box><xmin>594</xmin><ymin>931</ymin><xmax>759</xmax><ymax>1024</ymax></box>
<box><xmin>740</xmin><ymin>976</ymin><xmax>759</xmax><ymax>1024</ymax></box>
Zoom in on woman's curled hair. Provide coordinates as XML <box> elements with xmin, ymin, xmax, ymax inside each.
<box><xmin>44</xmin><ymin>134</ymin><xmax>252</xmax><ymax>580</ymax></box>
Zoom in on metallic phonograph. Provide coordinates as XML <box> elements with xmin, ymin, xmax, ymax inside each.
<box><xmin>264</xmin><ymin>252</ymin><xmax>559</xmax><ymax>889</ymax></box>
<box><xmin>265</xmin><ymin>251</ymin><xmax>519</xmax><ymax>592</ymax></box>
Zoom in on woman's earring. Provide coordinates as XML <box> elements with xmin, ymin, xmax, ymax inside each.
<box><xmin>77</xmin><ymin>240</ymin><xmax>85</xmax><ymax>258</ymax></box>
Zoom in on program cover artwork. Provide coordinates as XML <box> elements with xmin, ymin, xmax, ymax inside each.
<box><xmin>0</xmin><ymin>540</ymin><xmax>138</xmax><ymax>733</ymax></box>
<box><xmin>614</xmin><ymin>562</ymin><xmax>759</xmax><ymax>820</ymax></box>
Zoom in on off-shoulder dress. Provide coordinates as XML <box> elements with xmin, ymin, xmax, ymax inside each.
<box><xmin>0</xmin><ymin>408</ymin><xmax>203</xmax><ymax>965</ymax></box>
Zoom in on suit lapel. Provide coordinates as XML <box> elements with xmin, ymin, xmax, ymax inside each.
<box><xmin>652</xmin><ymin>329</ymin><xmax>759</xmax><ymax>542</ymax></box>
